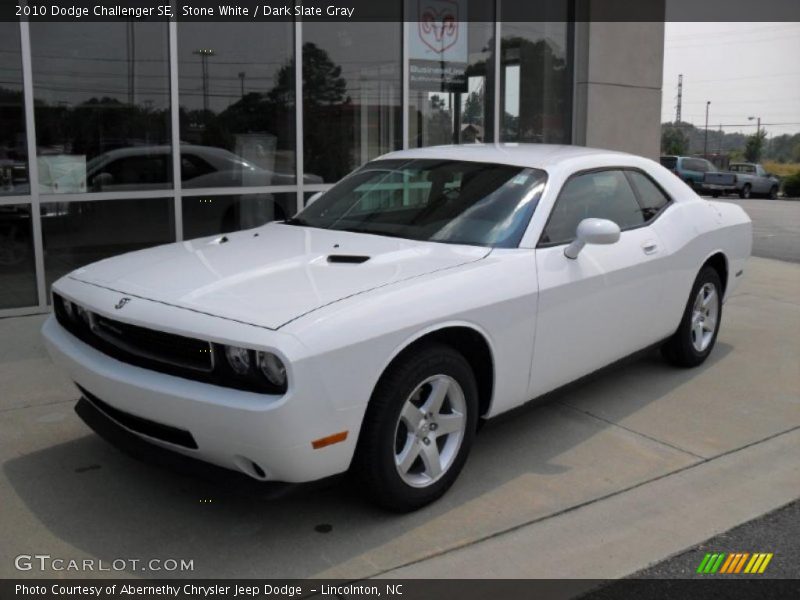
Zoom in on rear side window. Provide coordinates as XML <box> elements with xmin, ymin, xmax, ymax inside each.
<box><xmin>660</xmin><ymin>157</ymin><xmax>677</xmax><ymax>169</ymax></box>
<box><xmin>626</xmin><ymin>171</ymin><xmax>670</xmax><ymax>220</ymax></box>
<box><xmin>540</xmin><ymin>170</ymin><xmax>646</xmax><ymax>246</ymax></box>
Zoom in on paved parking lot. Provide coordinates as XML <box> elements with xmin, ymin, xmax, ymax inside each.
<box><xmin>0</xmin><ymin>201</ymin><xmax>798</xmax><ymax>580</ymax></box>
<box><xmin>718</xmin><ymin>198</ymin><xmax>800</xmax><ymax>263</ymax></box>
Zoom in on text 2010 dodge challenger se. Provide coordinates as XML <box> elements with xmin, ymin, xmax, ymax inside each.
<box><xmin>43</xmin><ymin>145</ymin><xmax>752</xmax><ymax>511</ymax></box>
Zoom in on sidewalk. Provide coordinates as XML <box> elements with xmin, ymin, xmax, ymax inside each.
<box><xmin>1</xmin><ymin>257</ymin><xmax>798</xmax><ymax>579</ymax></box>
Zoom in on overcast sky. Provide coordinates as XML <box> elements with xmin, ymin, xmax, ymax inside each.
<box><xmin>661</xmin><ymin>22</ymin><xmax>800</xmax><ymax>138</ymax></box>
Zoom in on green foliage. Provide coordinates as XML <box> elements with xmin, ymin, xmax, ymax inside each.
<box><xmin>661</xmin><ymin>124</ymin><xmax>688</xmax><ymax>155</ymax></box>
<box><xmin>782</xmin><ymin>171</ymin><xmax>800</xmax><ymax>197</ymax></box>
<box><xmin>744</xmin><ymin>130</ymin><xmax>767</xmax><ymax>162</ymax></box>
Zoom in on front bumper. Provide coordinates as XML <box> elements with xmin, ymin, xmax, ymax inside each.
<box><xmin>42</xmin><ymin>316</ymin><xmax>363</xmax><ymax>483</ymax></box>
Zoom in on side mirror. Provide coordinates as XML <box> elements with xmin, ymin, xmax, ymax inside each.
<box><xmin>564</xmin><ymin>218</ymin><xmax>621</xmax><ymax>259</ymax></box>
<box><xmin>305</xmin><ymin>191</ymin><xmax>324</xmax><ymax>206</ymax></box>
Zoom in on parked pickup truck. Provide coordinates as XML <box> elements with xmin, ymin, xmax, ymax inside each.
<box><xmin>660</xmin><ymin>156</ymin><xmax>728</xmax><ymax>196</ymax></box>
<box><xmin>725</xmin><ymin>163</ymin><xmax>780</xmax><ymax>199</ymax></box>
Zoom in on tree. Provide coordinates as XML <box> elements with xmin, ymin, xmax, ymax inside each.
<box><xmin>661</xmin><ymin>124</ymin><xmax>689</xmax><ymax>155</ymax></box>
<box><xmin>792</xmin><ymin>142</ymin><xmax>800</xmax><ymax>164</ymax></box>
<box><xmin>744</xmin><ymin>130</ymin><xmax>767</xmax><ymax>163</ymax></box>
<box><xmin>462</xmin><ymin>91</ymin><xmax>483</xmax><ymax>125</ymax></box>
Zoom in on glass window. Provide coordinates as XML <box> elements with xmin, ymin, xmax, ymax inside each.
<box><xmin>0</xmin><ymin>23</ymin><xmax>28</xmax><ymax>197</ymax></box>
<box><xmin>500</xmin><ymin>18</ymin><xmax>572</xmax><ymax>143</ymax></box>
<box><xmin>290</xmin><ymin>159</ymin><xmax>547</xmax><ymax>248</ymax></box>
<box><xmin>408</xmin><ymin>21</ymin><xmax>496</xmax><ymax>147</ymax></box>
<box><xmin>0</xmin><ymin>204</ymin><xmax>37</xmax><ymax>308</ymax></box>
<box><xmin>182</xmin><ymin>193</ymin><xmax>297</xmax><ymax>239</ymax></box>
<box><xmin>41</xmin><ymin>198</ymin><xmax>175</xmax><ymax>291</ymax></box>
<box><xmin>541</xmin><ymin>170</ymin><xmax>645</xmax><ymax>246</ymax></box>
<box><xmin>660</xmin><ymin>157</ymin><xmax>677</xmax><ymax>169</ymax></box>
<box><xmin>302</xmin><ymin>23</ymin><xmax>402</xmax><ymax>183</ymax></box>
<box><xmin>684</xmin><ymin>159</ymin><xmax>707</xmax><ymax>172</ymax></box>
<box><xmin>178</xmin><ymin>23</ymin><xmax>296</xmax><ymax>188</ymax></box>
<box><xmin>627</xmin><ymin>170</ymin><xmax>670</xmax><ymax>219</ymax></box>
<box><xmin>30</xmin><ymin>23</ymin><xmax>171</xmax><ymax>194</ymax></box>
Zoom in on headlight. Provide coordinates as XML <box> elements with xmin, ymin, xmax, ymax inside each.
<box><xmin>224</xmin><ymin>345</ymin><xmax>251</xmax><ymax>375</ymax></box>
<box><xmin>63</xmin><ymin>298</ymin><xmax>75</xmax><ymax>320</ymax></box>
<box><xmin>257</xmin><ymin>351</ymin><xmax>287</xmax><ymax>388</ymax></box>
<box><xmin>74</xmin><ymin>304</ymin><xmax>90</xmax><ymax>325</ymax></box>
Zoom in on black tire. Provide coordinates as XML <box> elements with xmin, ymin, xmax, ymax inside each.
<box><xmin>353</xmin><ymin>343</ymin><xmax>478</xmax><ymax>511</ymax></box>
<box><xmin>739</xmin><ymin>184</ymin><xmax>751</xmax><ymax>199</ymax></box>
<box><xmin>662</xmin><ymin>266</ymin><xmax>723</xmax><ymax>368</ymax></box>
<box><xmin>769</xmin><ymin>186</ymin><xmax>778</xmax><ymax>200</ymax></box>
<box><xmin>711</xmin><ymin>191</ymin><xmax>720</xmax><ymax>198</ymax></box>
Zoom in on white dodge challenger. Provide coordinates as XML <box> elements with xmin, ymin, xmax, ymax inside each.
<box><xmin>43</xmin><ymin>145</ymin><xmax>752</xmax><ymax>510</ymax></box>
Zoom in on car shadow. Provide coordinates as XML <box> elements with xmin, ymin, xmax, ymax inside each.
<box><xmin>3</xmin><ymin>344</ymin><xmax>732</xmax><ymax>579</ymax></box>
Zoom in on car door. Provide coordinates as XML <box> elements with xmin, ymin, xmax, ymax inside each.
<box><xmin>754</xmin><ymin>165</ymin><xmax>771</xmax><ymax>194</ymax></box>
<box><xmin>529</xmin><ymin>168</ymin><xmax>671</xmax><ymax>398</ymax></box>
<box><xmin>681</xmin><ymin>158</ymin><xmax>703</xmax><ymax>188</ymax></box>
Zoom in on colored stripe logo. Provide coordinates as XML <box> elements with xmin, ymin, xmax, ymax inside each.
<box><xmin>697</xmin><ymin>552</ymin><xmax>773</xmax><ymax>574</ymax></box>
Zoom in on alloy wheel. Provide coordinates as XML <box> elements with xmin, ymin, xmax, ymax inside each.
<box><xmin>393</xmin><ymin>374</ymin><xmax>467</xmax><ymax>488</ymax></box>
<box><xmin>691</xmin><ymin>282</ymin><xmax>719</xmax><ymax>352</ymax></box>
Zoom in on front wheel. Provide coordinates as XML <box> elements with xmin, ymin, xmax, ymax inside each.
<box><xmin>769</xmin><ymin>186</ymin><xmax>778</xmax><ymax>200</ymax></box>
<box><xmin>353</xmin><ymin>343</ymin><xmax>478</xmax><ymax>511</ymax></box>
<box><xmin>739</xmin><ymin>184</ymin><xmax>752</xmax><ymax>199</ymax></box>
<box><xmin>662</xmin><ymin>266</ymin><xmax>723</xmax><ymax>368</ymax></box>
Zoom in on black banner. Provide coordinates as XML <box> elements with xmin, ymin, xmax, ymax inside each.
<box><xmin>2</xmin><ymin>579</ymin><xmax>800</xmax><ymax>600</ymax></box>
<box><xmin>2</xmin><ymin>0</ymin><xmax>800</xmax><ymax>23</ymax></box>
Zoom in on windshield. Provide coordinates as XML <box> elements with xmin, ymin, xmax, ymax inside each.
<box><xmin>729</xmin><ymin>164</ymin><xmax>755</xmax><ymax>173</ymax></box>
<box><xmin>288</xmin><ymin>159</ymin><xmax>547</xmax><ymax>248</ymax></box>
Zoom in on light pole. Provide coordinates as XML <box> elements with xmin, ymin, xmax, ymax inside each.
<box><xmin>748</xmin><ymin>115</ymin><xmax>761</xmax><ymax>137</ymax></box>
<box><xmin>238</xmin><ymin>72</ymin><xmax>246</xmax><ymax>99</ymax></box>
<box><xmin>748</xmin><ymin>116</ymin><xmax>762</xmax><ymax>161</ymax></box>
<box><xmin>193</xmin><ymin>48</ymin><xmax>215</xmax><ymax>113</ymax></box>
<box><xmin>704</xmin><ymin>101</ymin><xmax>711</xmax><ymax>159</ymax></box>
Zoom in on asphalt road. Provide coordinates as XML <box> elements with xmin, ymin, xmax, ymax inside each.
<box><xmin>716</xmin><ymin>198</ymin><xmax>800</xmax><ymax>263</ymax></box>
<box><xmin>634</xmin><ymin>500</ymin><xmax>800</xmax><ymax>579</ymax></box>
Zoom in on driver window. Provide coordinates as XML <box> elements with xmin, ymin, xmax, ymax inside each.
<box><xmin>540</xmin><ymin>170</ymin><xmax>646</xmax><ymax>246</ymax></box>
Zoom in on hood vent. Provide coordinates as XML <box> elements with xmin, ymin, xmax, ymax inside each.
<box><xmin>327</xmin><ymin>254</ymin><xmax>370</xmax><ymax>264</ymax></box>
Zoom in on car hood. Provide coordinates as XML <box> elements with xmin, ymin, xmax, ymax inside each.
<box><xmin>69</xmin><ymin>223</ymin><xmax>490</xmax><ymax>329</ymax></box>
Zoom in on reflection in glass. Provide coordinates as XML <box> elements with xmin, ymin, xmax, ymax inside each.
<box><xmin>30</xmin><ymin>23</ymin><xmax>171</xmax><ymax>194</ymax></box>
<box><xmin>41</xmin><ymin>198</ymin><xmax>175</xmax><ymax>291</ymax></box>
<box><xmin>0</xmin><ymin>205</ymin><xmax>37</xmax><ymax>308</ymax></box>
<box><xmin>0</xmin><ymin>24</ymin><xmax>28</xmax><ymax>196</ymax></box>
<box><xmin>303</xmin><ymin>23</ymin><xmax>402</xmax><ymax>183</ymax></box>
<box><xmin>178</xmin><ymin>23</ymin><xmax>298</xmax><ymax>188</ymax></box>
<box><xmin>182</xmin><ymin>193</ymin><xmax>296</xmax><ymax>239</ymax></box>
<box><xmin>501</xmin><ymin>21</ymin><xmax>572</xmax><ymax>143</ymax></box>
<box><xmin>409</xmin><ymin>22</ymin><xmax>495</xmax><ymax>147</ymax></box>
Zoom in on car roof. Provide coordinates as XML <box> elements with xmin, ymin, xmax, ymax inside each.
<box><xmin>378</xmin><ymin>144</ymin><xmax>634</xmax><ymax>170</ymax></box>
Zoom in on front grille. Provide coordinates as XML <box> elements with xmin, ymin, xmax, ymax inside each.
<box><xmin>91</xmin><ymin>313</ymin><xmax>213</xmax><ymax>372</ymax></box>
<box><xmin>52</xmin><ymin>292</ymin><xmax>284</xmax><ymax>394</ymax></box>
<box><xmin>53</xmin><ymin>293</ymin><xmax>217</xmax><ymax>385</ymax></box>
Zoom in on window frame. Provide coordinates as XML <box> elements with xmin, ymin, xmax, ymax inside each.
<box><xmin>536</xmin><ymin>166</ymin><xmax>674</xmax><ymax>249</ymax></box>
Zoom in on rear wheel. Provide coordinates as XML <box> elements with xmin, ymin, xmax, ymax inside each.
<box><xmin>662</xmin><ymin>266</ymin><xmax>723</xmax><ymax>368</ymax></box>
<box><xmin>739</xmin><ymin>184</ymin><xmax>751</xmax><ymax>199</ymax></box>
<box><xmin>353</xmin><ymin>343</ymin><xmax>478</xmax><ymax>511</ymax></box>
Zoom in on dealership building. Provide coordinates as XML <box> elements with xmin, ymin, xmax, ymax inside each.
<box><xmin>0</xmin><ymin>4</ymin><xmax>664</xmax><ymax>316</ymax></box>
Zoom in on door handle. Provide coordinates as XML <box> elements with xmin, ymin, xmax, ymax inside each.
<box><xmin>642</xmin><ymin>241</ymin><xmax>658</xmax><ymax>255</ymax></box>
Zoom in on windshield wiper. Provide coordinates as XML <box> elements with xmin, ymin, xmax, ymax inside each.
<box><xmin>284</xmin><ymin>216</ymin><xmax>309</xmax><ymax>226</ymax></box>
